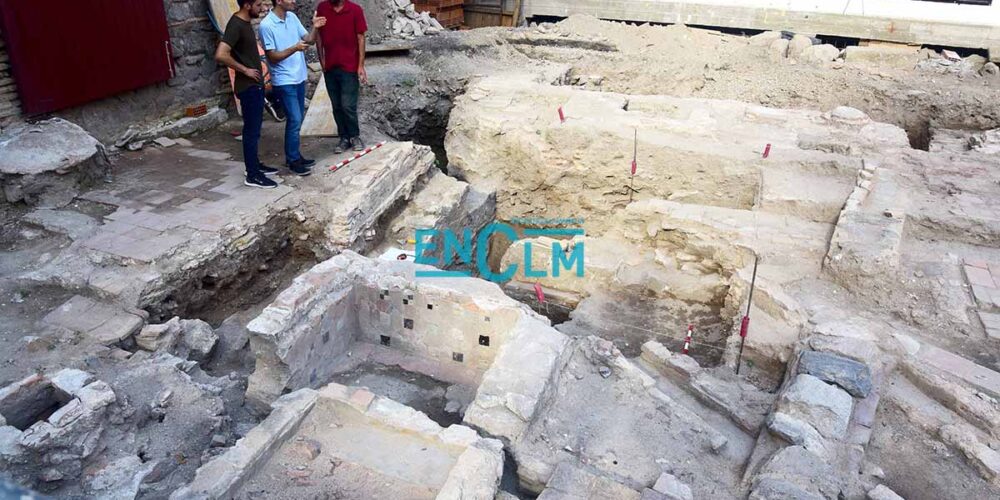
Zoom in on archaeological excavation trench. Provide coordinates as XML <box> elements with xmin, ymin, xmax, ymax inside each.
<box><xmin>4</xmin><ymin>13</ymin><xmax>1000</xmax><ymax>500</ymax></box>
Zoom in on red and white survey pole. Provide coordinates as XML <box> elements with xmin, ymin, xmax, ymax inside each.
<box><xmin>682</xmin><ymin>324</ymin><xmax>694</xmax><ymax>355</ymax></box>
<box><xmin>736</xmin><ymin>255</ymin><xmax>760</xmax><ymax>375</ymax></box>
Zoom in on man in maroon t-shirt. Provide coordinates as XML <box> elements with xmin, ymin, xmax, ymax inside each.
<box><xmin>315</xmin><ymin>0</ymin><xmax>368</xmax><ymax>153</ymax></box>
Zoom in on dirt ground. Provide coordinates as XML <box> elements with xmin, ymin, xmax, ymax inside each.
<box><xmin>363</xmin><ymin>16</ymin><xmax>1000</xmax><ymax>159</ymax></box>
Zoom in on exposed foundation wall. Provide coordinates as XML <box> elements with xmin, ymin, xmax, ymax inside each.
<box><xmin>355</xmin><ymin>282</ymin><xmax>522</xmax><ymax>378</ymax></box>
<box><xmin>247</xmin><ymin>252</ymin><xmax>551</xmax><ymax>410</ymax></box>
<box><xmin>446</xmin><ymin>75</ymin><xmax>907</xmax><ymax>236</ymax></box>
<box><xmin>525</xmin><ymin>0</ymin><xmax>1000</xmax><ymax>49</ymax></box>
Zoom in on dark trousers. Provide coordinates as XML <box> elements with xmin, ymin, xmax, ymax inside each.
<box><xmin>272</xmin><ymin>82</ymin><xmax>306</xmax><ymax>164</ymax></box>
<box><xmin>237</xmin><ymin>85</ymin><xmax>264</xmax><ymax>178</ymax></box>
<box><xmin>323</xmin><ymin>68</ymin><xmax>360</xmax><ymax>139</ymax></box>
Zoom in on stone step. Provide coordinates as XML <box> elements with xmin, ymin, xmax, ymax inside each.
<box><xmin>759</xmin><ymin>168</ymin><xmax>854</xmax><ymax>224</ymax></box>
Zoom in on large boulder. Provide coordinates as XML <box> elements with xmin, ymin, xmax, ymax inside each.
<box><xmin>788</xmin><ymin>34</ymin><xmax>813</xmax><ymax>59</ymax></box>
<box><xmin>800</xmin><ymin>44</ymin><xmax>842</xmax><ymax>64</ymax></box>
<box><xmin>0</xmin><ymin>119</ymin><xmax>108</xmax><ymax>207</ymax></box>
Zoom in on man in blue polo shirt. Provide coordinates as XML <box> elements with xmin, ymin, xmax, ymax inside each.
<box><xmin>260</xmin><ymin>0</ymin><xmax>325</xmax><ymax>175</ymax></box>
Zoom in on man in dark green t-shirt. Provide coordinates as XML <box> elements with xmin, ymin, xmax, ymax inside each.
<box><xmin>215</xmin><ymin>0</ymin><xmax>278</xmax><ymax>189</ymax></box>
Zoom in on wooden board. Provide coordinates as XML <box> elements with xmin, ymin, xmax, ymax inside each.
<box><xmin>301</xmin><ymin>74</ymin><xmax>340</xmax><ymax>137</ymax></box>
<box><xmin>207</xmin><ymin>0</ymin><xmax>240</xmax><ymax>34</ymax></box>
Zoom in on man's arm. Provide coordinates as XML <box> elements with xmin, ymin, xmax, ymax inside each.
<box><xmin>357</xmin><ymin>34</ymin><xmax>367</xmax><ymax>84</ymax></box>
<box><xmin>304</xmin><ymin>14</ymin><xmax>326</xmax><ymax>44</ymax></box>
<box><xmin>215</xmin><ymin>42</ymin><xmax>260</xmax><ymax>82</ymax></box>
<box><xmin>265</xmin><ymin>42</ymin><xmax>309</xmax><ymax>64</ymax></box>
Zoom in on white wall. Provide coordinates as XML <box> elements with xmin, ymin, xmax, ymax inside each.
<box><xmin>526</xmin><ymin>0</ymin><xmax>1000</xmax><ymax>48</ymax></box>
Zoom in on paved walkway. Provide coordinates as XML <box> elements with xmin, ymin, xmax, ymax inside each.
<box><xmin>963</xmin><ymin>259</ymin><xmax>1000</xmax><ymax>340</ymax></box>
<box><xmin>78</xmin><ymin>148</ymin><xmax>292</xmax><ymax>263</ymax></box>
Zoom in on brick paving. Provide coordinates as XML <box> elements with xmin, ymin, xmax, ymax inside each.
<box><xmin>77</xmin><ymin>148</ymin><xmax>292</xmax><ymax>263</ymax></box>
<box><xmin>963</xmin><ymin>258</ymin><xmax>1000</xmax><ymax>341</ymax></box>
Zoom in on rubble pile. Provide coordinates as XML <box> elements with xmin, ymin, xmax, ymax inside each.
<box><xmin>383</xmin><ymin>0</ymin><xmax>445</xmax><ymax>39</ymax></box>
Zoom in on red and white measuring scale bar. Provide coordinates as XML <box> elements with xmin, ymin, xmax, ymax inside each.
<box><xmin>328</xmin><ymin>141</ymin><xmax>387</xmax><ymax>172</ymax></box>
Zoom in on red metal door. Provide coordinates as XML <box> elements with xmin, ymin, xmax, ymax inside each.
<box><xmin>0</xmin><ymin>0</ymin><xmax>174</xmax><ymax>115</ymax></box>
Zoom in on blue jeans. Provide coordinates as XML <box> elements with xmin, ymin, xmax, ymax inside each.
<box><xmin>272</xmin><ymin>82</ymin><xmax>306</xmax><ymax>164</ymax></box>
<box><xmin>237</xmin><ymin>85</ymin><xmax>264</xmax><ymax>178</ymax></box>
<box><xmin>323</xmin><ymin>68</ymin><xmax>360</xmax><ymax>139</ymax></box>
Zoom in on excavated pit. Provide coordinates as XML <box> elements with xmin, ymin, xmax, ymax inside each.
<box><xmin>7</xmin><ymin>15</ymin><xmax>1000</xmax><ymax>500</ymax></box>
<box><xmin>145</xmin><ymin>214</ymin><xmax>320</xmax><ymax>326</ymax></box>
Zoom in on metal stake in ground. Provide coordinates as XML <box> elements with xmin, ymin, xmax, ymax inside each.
<box><xmin>682</xmin><ymin>324</ymin><xmax>694</xmax><ymax>355</ymax></box>
<box><xmin>736</xmin><ymin>254</ymin><xmax>760</xmax><ymax>375</ymax></box>
<box><xmin>534</xmin><ymin>282</ymin><xmax>549</xmax><ymax>316</ymax></box>
<box><xmin>629</xmin><ymin>128</ymin><xmax>638</xmax><ymax>203</ymax></box>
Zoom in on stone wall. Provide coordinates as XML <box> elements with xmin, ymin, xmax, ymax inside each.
<box><xmin>245</xmin><ymin>251</ymin><xmax>563</xmax><ymax>412</ymax></box>
<box><xmin>0</xmin><ymin>27</ymin><xmax>20</xmax><ymax>135</ymax></box>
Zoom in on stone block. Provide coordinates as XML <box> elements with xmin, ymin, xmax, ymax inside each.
<box><xmin>750</xmin><ymin>478</ymin><xmax>824</xmax><ymax>500</ymax></box>
<box><xmin>796</xmin><ymin>350</ymin><xmax>873</xmax><ymax>398</ymax></box>
<box><xmin>767</xmin><ymin>412</ymin><xmax>828</xmax><ymax>457</ymax></box>
<box><xmin>965</xmin><ymin>264</ymin><xmax>996</xmax><ymax>288</ymax></box>
<box><xmin>749</xmin><ymin>31</ymin><xmax>783</xmax><ymax>47</ymax></box>
<box><xmin>972</xmin><ymin>284</ymin><xmax>1000</xmax><ymax>310</ymax></box>
<box><xmin>179</xmin><ymin>319</ymin><xmax>217</xmax><ymax>362</ymax></box>
<box><xmin>754</xmin><ymin>446</ymin><xmax>839</xmax><ymax>499</ymax></box>
<box><xmin>807</xmin><ymin>335</ymin><xmax>882</xmax><ymax>368</ymax></box>
<box><xmin>48</xmin><ymin>369</ymin><xmax>95</xmax><ymax>399</ymax></box>
<box><xmin>867</xmin><ymin>484</ymin><xmax>904</xmax><ymax>500</ymax></box>
<box><xmin>136</xmin><ymin>317</ymin><xmax>182</xmax><ymax>352</ymax></box>
<box><xmin>788</xmin><ymin>34</ymin><xmax>813</xmax><ymax>59</ymax></box>
<box><xmin>689</xmin><ymin>371</ymin><xmax>775</xmax><ymax>434</ymax></box>
<box><xmin>640</xmin><ymin>341</ymin><xmax>701</xmax><ymax>382</ymax></box>
<box><xmin>366</xmin><ymin>397</ymin><xmax>442</xmax><ymax>437</ymax></box>
<box><xmin>845</xmin><ymin>45</ymin><xmax>919</xmax><ymax>69</ymax></box>
<box><xmin>48</xmin><ymin>398</ymin><xmax>83</xmax><ymax>427</ymax></box>
<box><xmin>652</xmin><ymin>473</ymin><xmax>693</xmax><ymax>500</ymax></box>
<box><xmin>777</xmin><ymin>374</ymin><xmax>853</xmax><ymax>439</ymax></box>
<box><xmin>90</xmin><ymin>312</ymin><xmax>144</xmax><ymax>345</ymax></box>
<box><xmin>43</xmin><ymin>295</ymin><xmax>144</xmax><ymax>346</ymax></box>
<box><xmin>768</xmin><ymin>38</ymin><xmax>789</xmax><ymax>62</ymax></box>
<box><xmin>438</xmin><ymin>439</ymin><xmax>504</xmax><ymax>500</ymax></box>
<box><xmin>980</xmin><ymin>311</ymin><xmax>1000</xmax><ymax>340</ymax></box>
<box><xmin>540</xmin><ymin>461</ymin><xmax>641</xmax><ymax>500</ymax></box>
